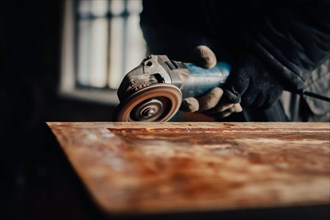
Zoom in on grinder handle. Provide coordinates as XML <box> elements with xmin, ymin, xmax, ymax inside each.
<box><xmin>179</xmin><ymin>62</ymin><xmax>231</xmax><ymax>98</ymax></box>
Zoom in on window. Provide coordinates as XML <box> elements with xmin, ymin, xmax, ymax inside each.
<box><xmin>60</xmin><ymin>0</ymin><xmax>147</xmax><ymax>104</ymax></box>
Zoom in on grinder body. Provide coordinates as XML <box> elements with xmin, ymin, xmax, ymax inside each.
<box><xmin>115</xmin><ymin>55</ymin><xmax>230</xmax><ymax>122</ymax></box>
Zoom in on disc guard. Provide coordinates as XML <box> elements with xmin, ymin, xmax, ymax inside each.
<box><xmin>115</xmin><ymin>84</ymin><xmax>182</xmax><ymax>122</ymax></box>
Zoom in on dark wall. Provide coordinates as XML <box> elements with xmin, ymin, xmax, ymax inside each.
<box><xmin>1</xmin><ymin>0</ymin><xmax>61</xmax><ymax>133</ymax></box>
<box><xmin>0</xmin><ymin>1</ymin><xmax>116</xmax><ymax>219</ymax></box>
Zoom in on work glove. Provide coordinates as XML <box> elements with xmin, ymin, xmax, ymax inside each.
<box><xmin>180</xmin><ymin>45</ymin><xmax>242</xmax><ymax>118</ymax></box>
<box><xmin>180</xmin><ymin>45</ymin><xmax>283</xmax><ymax>118</ymax></box>
<box><xmin>221</xmin><ymin>52</ymin><xmax>283</xmax><ymax>109</ymax></box>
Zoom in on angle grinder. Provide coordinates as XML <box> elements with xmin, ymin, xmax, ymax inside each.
<box><xmin>114</xmin><ymin>54</ymin><xmax>230</xmax><ymax>122</ymax></box>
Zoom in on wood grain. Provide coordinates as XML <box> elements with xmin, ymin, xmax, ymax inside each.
<box><xmin>47</xmin><ymin>122</ymin><xmax>330</xmax><ymax>215</ymax></box>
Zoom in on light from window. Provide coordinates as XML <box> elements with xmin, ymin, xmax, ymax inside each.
<box><xmin>77</xmin><ymin>0</ymin><xmax>146</xmax><ymax>89</ymax></box>
<box><xmin>60</xmin><ymin>0</ymin><xmax>146</xmax><ymax>104</ymax></box>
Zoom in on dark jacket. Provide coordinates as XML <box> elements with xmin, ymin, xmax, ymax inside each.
<box><xmin>140</xmin><ymin>0</ymin><xmax>330</xmax><ymax>120</ymax></box>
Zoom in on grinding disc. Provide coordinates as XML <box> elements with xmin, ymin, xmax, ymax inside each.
<box><xmin>115</xmin><ymin>84</ymin><xmax>182</xmax><ymax>122</ymax></box>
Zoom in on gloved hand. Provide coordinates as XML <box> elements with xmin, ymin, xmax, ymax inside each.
<box><xmin>180</xmin><ymin>45</ymin><xmax>283</xmax><ymax>118</ymax></box>
<box><xmin>180</xmin><ymin>45</ymin><xmax>243</xmax><ymax>118</ymax></box>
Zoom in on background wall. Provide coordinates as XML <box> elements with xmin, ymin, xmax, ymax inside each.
<box><xmin>0</xmin><ymin>1</ymin><xmax>116</xmax><ymax>219</ymax></box>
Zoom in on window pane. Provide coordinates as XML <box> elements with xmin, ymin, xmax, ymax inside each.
<box><xmin>75</xmin><ymin>0</ymin><xmax>146</xmax><ymax>90</ymax></box>
<box><xmin>90</xmin><ymin>18</ymin><xmax>108</xmax><ymax>87</ymax></box>
<box><xmin>77</xmin><ymin>0</ymin><xmax>92</xmax><ymax>86</ymax></box>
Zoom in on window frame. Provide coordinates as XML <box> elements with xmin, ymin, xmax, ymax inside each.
<box><xmin>59</xmin><ymin>0</ymin><xmax>146</xmax><ymax>105</ymax></box>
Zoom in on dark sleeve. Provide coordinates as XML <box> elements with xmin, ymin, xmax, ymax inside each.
<box><xmin>242</xmin><ymin>0</ymin><xmax>330</xmax><ymax>91</ymax></box>
<box><xmin>140</xmin><ymin>0</ymin><xmax>211</xmax><ymax>61</ymax></box>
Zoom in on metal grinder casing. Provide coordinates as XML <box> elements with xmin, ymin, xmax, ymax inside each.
<box><xmin>115</xmin><ymin>55</ymin><xmax>230</xmax><ymax>122</ymax></box>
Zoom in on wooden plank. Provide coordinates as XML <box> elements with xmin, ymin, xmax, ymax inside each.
<box><xmin>47</xmin><ymin>122</ymin><xmax>330</xmax><ymax>215</ymax></box>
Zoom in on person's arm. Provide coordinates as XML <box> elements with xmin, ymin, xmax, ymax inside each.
<box><xmin>184</xmin><ymin>0</ymin><xmax>330</xmax><ymax>117</ymax></box>
<box><xmin>239</xmin><ymin>0</ymin><xmax>330</xmax><ymax>91</ymax></box>
<box><xmin>140</xmin><ymin>0</ymin><xmax>211</xmax><ymax>60</ymax></box>
<box><xmin>139</xmin><ymin>0</ymin><xmax>330</xmax><ymax>119</ymax></box>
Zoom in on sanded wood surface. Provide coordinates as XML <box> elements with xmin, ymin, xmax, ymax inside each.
<box><xmin>47</xmin><ymin>122</ymin><xmax>330</xmax><ymax>215</ymax></box>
